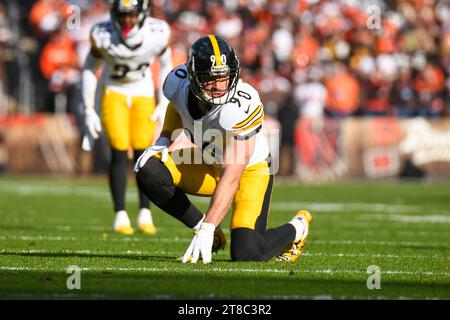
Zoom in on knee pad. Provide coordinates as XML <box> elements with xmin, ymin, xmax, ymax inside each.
<box><xmin>136</xmin><ymin>158</ymin><xmax>174</xmax><ymax>206</ymax></box>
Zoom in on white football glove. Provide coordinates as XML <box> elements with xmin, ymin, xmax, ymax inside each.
<box><xmin>81</xmin><ymin>134</ymin><xmax>95</xmax><ymax>152</ymax></box>
<box><xmin>82</xmin><ymin>108</ymin><xmax>102</xmax><ymax>151</ymax></box>
<box><xmin>134</xmin><ymin>137</ymin><xmax>169</xmax><ymax>172</ymax></box>
<box><xmin>150</xmin><ymin>102</ymin><xmax>168</xmax><ymax>123</ymax></box>
<box><xmin>182</xmin><ymin>222</ymin><xmax>215</xmax><ymax>264</ymax></box>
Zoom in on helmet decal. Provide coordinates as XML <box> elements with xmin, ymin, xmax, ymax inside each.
<box><xmin>207</xmin><ymin>35</ymin><xmax>230</xmax><ymax>76</ymax></box>
<box><xmin>208</xmin><ymin>34</ymin><xmax>223</xmax><ymax>67</ymax></box>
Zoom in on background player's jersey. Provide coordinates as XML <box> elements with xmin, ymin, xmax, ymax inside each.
<box><xmin>90</xmin><ymin>17</ymin><xmax>170</xmax><ymax>97</ymax></box>
<box><xmin>163</xmin><ymin>64</ymin><xmax>270</xmax><ymax>167</ymax></box>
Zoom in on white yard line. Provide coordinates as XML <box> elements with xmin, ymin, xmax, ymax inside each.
<box><xmin>301</xmin><ymin>252</ymin><xmax>446</xmax><ymax>259</ymax></box>
<box><xmin>269</xmin><ymin>202</ymin><xmax>423</xmax><ymax>213</ymax></box>
<box><xmin>0</xmin><ymin>235</ymin><xmax>448</xmax><ymax>247</ymax></box>
<box><xmin>312</xmin><ymin>239</ymin><xmax>449</xmax><ymax>247</ymax></box>
<box><xmin>0</xmin><ymin>183</ymin><xmax>112</xmax><ymax>199</ymax></box>
<box><xmin>0</xmin><ymin>249</ymin><xmax>177</xmax><ymax>255</ymax></box>
<box><xmin>55</xmin><ymin>226</ymin><xmax>110</xmax><ymax>231</ymax></box>
<box><xmin>35</xmin><ymin>225</ymin><xmax>450</xmax><ymax>236</ymax></box>
<box><xmin>0</xmin><ymin>249</ymin><xmax>445</xmax><ymax>260</ymax></box>
<box><xmin>361</xmin><ymin>213</ymin><xmax>450</xmax><ymax>223</ymax></box>
<box><xmin>0</xmin><ymin>235</ymin><xmax>191</xmax><ymax>242</ymax></box>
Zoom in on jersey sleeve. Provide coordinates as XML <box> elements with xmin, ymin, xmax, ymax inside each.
<box><xmin>219</xmin><ymin>83</ymin><xmax>264</xmax><ymax>140</ymax></box>
<box><xmin>89</xmin><ymin>24</ymin><xmax>108</xmax><ymax>58</ymax></box>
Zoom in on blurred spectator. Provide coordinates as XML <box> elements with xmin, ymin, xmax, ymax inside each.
<box><xmin>277</xmin><ymin>93</ymin><xmax>298</xmax><ymax>177</ymax></box>
<box><xmin>391</xmin><ymin>69</ymin><xmax>417</xmax><ymax>117</ymax></box>
<box><xmin>39</xmin><ymin>26</ymin><xmax>81</xmax><ymax>115</ymax></box>
<box><xmin>360</xmin><ymin>54</ymin><xmax>397</xmax><ymax>116</ymax></box>
<box><xmin>291</xmin><ymin>24</ymin><xmax>320</xmax><ymax>70</ymax></box>
<box><xmin>272</xmin><ymin>18</ymin><xmax>294</xmax><ymax>65</ymax></box>
<box><xmin>259</xmin><ymin>69</ymin><xmax>291</xmax><ymax>115</ymax></box>
<box><xmin>28</xmin><ymin>0</ymin><xmax>71</xmax><ymax>40</ymax></box>
<box><xmin>0</xmin><ymin>2</ymin><xmax>14</xmax><ymax>114</ymax></box>
<box><xmin>293</xmin><ymin>66</ymin><xmax>327</xmax><ymax>118</ymax></box>
<box><xmin>414</xmin><ymin>58</ymin><xmax>447</xmax><ymax>117</ymax></box>
<box><xmin>324</xmin><ymin>63</ymin><xmax>360</xmax><ymax>117</ymax></box>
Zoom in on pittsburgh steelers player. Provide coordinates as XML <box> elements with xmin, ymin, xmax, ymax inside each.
<box><xmin>134</xmin><ymin>35</ymin><xmax>312</xmax><ymax>263</ymax></box>
<box><xmin>82</xmin><ymin>0</ymin><xmax>172</xmax><ymax>235</ymax></box>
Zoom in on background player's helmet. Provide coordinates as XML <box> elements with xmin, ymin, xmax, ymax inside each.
<box><xmin>110</xmin><ymin>0</ymin><xmax>149</xmax><ymax>39</ymax></box>
<box><xmin>187</xmin><ymin>35</ymin><xmax>240</xmax><ymax>106</ymax></box>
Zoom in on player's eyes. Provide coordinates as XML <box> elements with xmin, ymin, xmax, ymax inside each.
<box><xmin>201</xmin><ymin>77</ymin><xmax>229</xmax><ymax>86</ymax></box>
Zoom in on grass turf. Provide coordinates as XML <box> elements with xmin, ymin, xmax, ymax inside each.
<box><xmin>0</xmin><ymin>176</ymin><xmax>449</xmax><ymax>299</ymax></box>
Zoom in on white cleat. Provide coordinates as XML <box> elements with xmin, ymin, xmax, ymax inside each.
<box><xmin>137</xmin><ymin>208</ymin><xmax>157</xmax><ymax>235</ymax></box>
<box><xmin>113</xmin><ymin>210</ymin><xmax>134</xmax><ymax>235</ymax></box>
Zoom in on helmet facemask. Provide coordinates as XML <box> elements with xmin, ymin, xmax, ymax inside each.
<box><xmin>190</xmin><ymin>62</ymin><xmax>240</xmax><ymax>106</ymax></box>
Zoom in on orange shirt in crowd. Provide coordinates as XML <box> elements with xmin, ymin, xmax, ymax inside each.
<box><xmin>29</xmin><ymin>0</ymin><xmax>71</xmax><ymax>36</ymax></box>
<box><xmin>414</xmin><ymin>64</ymin><xmax>446</xmax><ymax>94</ymax></box>
<box><xmin>40</xmin><ymin>32</ymin><xmax>78</xmax><ymax>79</ymax></box>
<box><xmin>325</xmin><ymin>71</ymin><xmax>360</xmax><ymax>114</ymax></box>
<box><xmin>292</xmin><ymin>36</ymin><xmax>320</xmax><ymax>68</ymax></box>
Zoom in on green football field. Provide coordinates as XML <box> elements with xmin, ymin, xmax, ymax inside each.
<box><xmin>0</xmin><ymin>176</ymin><xmax>449</xmax><ymax>300</ymax></box>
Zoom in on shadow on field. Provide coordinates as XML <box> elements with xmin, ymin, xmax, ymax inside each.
<box><xmin>0</xmin><ymin>269</ymin><xmax>448</xmax><ymax>300</ymax></box>
<box><xmin>0</xmin><ymin>251</ymin><xmax>176</xmax><ymax>262</ymax></box>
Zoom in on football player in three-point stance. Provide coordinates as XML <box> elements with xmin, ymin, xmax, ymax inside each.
<box><xmin>135</xmin><ymin>35</ymin><xmax>312</xmax><ymax>263</ymax></box>
<box><xmin>82</xmin><ymin>0</ymin><xmax>172</xmax><ymax>235</ymax></box>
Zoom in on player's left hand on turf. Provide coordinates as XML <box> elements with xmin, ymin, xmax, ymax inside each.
<box><xmin>182</xmin><ymin>222</ymin><xmax>215</xmax><ymax>264</ymax></box>
<box><xmin>150</xmin><ymin>102</ymin><xmax>167</xmax><ymax>123</ymax></box>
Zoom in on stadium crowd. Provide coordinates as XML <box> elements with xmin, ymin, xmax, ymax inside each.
<box><xmin>1</xmin><ymin>0</ymin><xmax>449</xmax><ymax>120</ymax></box>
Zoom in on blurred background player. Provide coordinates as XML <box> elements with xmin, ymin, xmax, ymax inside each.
<box><xmin>135</xmin><ymin>35</ymin><xmax>312</xmax><ymax>263</ymax></box>
<box><xmin>81</xmin><ymin>0</ymin><xmax>172</xmax><ymax>235</ymax></box>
